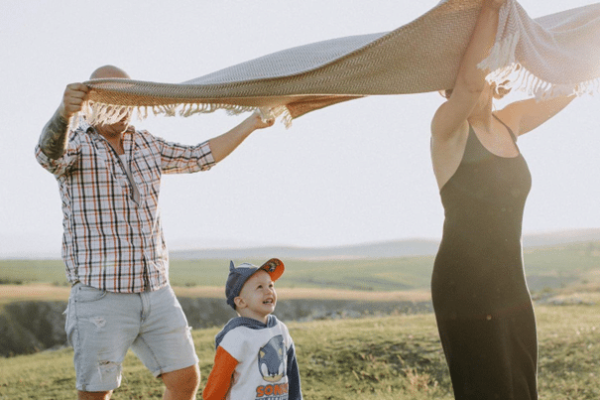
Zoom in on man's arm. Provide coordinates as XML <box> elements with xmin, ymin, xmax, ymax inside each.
<box><xmin>38</xmin><ymin>83</ymin><xmax>89</xmax><ymax>159</ymax></box>
<box><xmin>208</xmin><ymin>111</ymin><xmax>275</xmax><ymax>164</ymax></box>
<box><xmin>158</xmin><ymin>111</ymin><xmax>275</xmax><ymax>174</ymax></box>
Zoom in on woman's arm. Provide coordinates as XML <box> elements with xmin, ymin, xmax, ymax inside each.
<box><xmin>495</xmin><ymin>94</ymin><xmax>577</xmax><ymax>136</ymax></box>
<box><xmin>431</xmin><ymin>0</ymin><xmax>506</xmax><ymax>140</ymax></box>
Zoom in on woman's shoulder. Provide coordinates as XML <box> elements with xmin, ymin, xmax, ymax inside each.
<box><xmin>492</xmin><ymin>109</ymin><xmax>520</xmax><ymax>137</ymax></box>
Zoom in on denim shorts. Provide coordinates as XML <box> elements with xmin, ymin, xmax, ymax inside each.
<box><xmin>65</xmin><ymin>283</ymin><xmax>198</xmax><ymax>392</ymax></box>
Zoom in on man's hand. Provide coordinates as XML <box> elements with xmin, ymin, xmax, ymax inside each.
<box><xmin>58</xmin><ymin>83</ymin><xmax>90</xmax><ymax>120</ymax></box>
<box><xmin>39</xmin><ymin>83</ymin><xmax>89</xmax><ymax>159</ymax></box>
<box><xmin>249</xmin><ymin>110</ymin><xmax>276</xmax><ymax>130</ymax></box>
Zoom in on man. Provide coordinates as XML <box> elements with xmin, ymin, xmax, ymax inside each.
<box><xmin>35</xmin><ymin>65</ymin><xmax>274</xmax><ymax>400</ymax></box>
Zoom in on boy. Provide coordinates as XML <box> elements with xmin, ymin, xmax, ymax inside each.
<box><xmin>203</xmin><ymin>258</ymin><xmax>302</xmax><ymax>400</ymax></box>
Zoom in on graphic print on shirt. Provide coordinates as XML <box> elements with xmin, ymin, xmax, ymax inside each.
<box><xmin>256</xmin><ymin>335</ymin><xmax>288</xmax><ymax>399</ymax></box>
<box><xmin>259</xmin><ymin>335</ymin><xmax>286</xmax><ymax>382</ymax></box>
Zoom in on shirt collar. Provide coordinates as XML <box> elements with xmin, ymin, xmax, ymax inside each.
<box><xmin>86</xmin><ymin>125</ymin><xmax>136</xmax><ymax>151</ymax></box>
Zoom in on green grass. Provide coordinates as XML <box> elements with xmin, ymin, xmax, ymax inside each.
<box><xmin>0</xmin><ymin>258</ymin><xmax>434</xmax><ymax>292</ymax></box>
<box><xmin>0</xmin><ymin>260</ymin><xmax>66</xmax><ymax>286</ymax></box>
<box><xmin>524</xmin><ymin>242</ymin><xmax>600</xmax><ymax>286</ymax></box>
<box><xmin>2</xmin><ymin>241</ymin><xmax>599</xmax><ymax>293</ymax></box>
<box><xmin>166</xmin><ymin>257</ymin><xmax>436</xmax><ymax>291</ymax></box>
<box><xmin>0</xmin><ymin>304</ymin><xmax>598</xmax><ymax>400</ymax></box>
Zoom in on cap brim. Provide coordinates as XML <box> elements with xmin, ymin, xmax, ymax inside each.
<box><xmin>259</xmin><ymin>258</ymin><xmax>285</xmax><ymax>282</ymax></box>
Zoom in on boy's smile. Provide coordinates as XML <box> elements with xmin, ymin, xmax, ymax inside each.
<box><xmin>235</xmin><ymin>270</ymin><xmax>277</xmax><ymax>323</ymax></box>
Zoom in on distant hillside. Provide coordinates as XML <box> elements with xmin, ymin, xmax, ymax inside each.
<box><xmin>521</xmin><ymin>228</ymin><xmax>600</xmax><ymax>248</ymax></box>
<box><xmin>3</xmin><ymin>228</ymin><xmax>598</xmax><ymax>260</ymax></box>
<box><xmin>1</xmin><ymin>239</ymin><xmax>598</xmax><ymax>294</ymax></box>
<box><xmin>171</xmin><ymin>239</ymin><xmax>440</xmax><ymax>260</ymax></box>
<box><xmin>171</xmin><ymin>229</ymin><xmax>600</xmax><ymax>260</ymax></box>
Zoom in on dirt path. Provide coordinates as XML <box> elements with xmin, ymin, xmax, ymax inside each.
<box><xmin>0</xmin><ymin>283</ymin><xmax>431</xmax><ymax>304</ymax></box>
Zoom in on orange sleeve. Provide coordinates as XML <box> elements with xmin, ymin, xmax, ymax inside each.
<box><xmin>203</xmin><ymin>346</ymin><xmax>239</xmax><ymax>400</ymax></box>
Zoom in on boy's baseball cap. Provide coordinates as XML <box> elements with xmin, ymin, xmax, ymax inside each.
<box><xmin>225</xmin><ymin>258</ymin><xmax>284</xmax><ymax>309</ymax></box>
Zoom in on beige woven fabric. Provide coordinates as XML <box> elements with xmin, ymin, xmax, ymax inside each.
<box><xmin>481</xmin><ymin>0</ymin><xmax>600</xmax><ymax>98</ymax></box>
<box><xmin>83</xmin><ymin>0</ymin><xmax>600</xmax><ymax>126</ymax></box>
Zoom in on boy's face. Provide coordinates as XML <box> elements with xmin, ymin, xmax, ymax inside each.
<box><xmin>235</xmin><ymin>270</ymin><xmax>277</xmax><ymax>323</ymax></box>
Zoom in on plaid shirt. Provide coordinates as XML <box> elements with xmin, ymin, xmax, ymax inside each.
<box><xmin>35</xmin><ymin>126</ymin><xmax>214</xmax><ymax>293</ymax></box>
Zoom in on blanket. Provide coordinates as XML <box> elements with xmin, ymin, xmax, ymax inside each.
<box><xmin>82</xmin><ymin>0</ymin><xmax>600</xmax><ymax>127</ymax></box>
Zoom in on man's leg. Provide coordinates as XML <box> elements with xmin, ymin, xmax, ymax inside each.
<box><xmin>131</xmin><ymin>286</ymin><xmax>200</xmax><ymax>398</ymax></box>
<box><xmin>65</xmin><ymin>284</ymin><xmax>141</xmax><ymax>395</ymax></box>
<box><xmin>161</xmin><ymin>365</ymin><xmax>200</xmax><ymax>400</ymax></box>
<box><xmin>77</xmin><ymin>390</ymin><xmax>113</xmax><ymax>400</ymax></box>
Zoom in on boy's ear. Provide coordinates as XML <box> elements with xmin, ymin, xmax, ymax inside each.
<box><xmin>234</xmin><ymin>296</ymin><xmax>246</xmax><ymax>310</ymax></box>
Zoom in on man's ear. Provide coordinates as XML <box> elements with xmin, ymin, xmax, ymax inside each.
<box><xmin>234</xmin><ymin>296</ymin><xmax>246</xmax><ymax>310</ymax></box>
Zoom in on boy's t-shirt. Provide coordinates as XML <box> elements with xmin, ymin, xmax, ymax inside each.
<box><xmin>203</xmin><ymin>315</ymin><xmax>302</xmax><ymax>400</ymax></box>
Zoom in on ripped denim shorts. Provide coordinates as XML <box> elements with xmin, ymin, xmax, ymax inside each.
<box><xmin>65</xmin><ymin>283</ymin><xmax>198</xmax><ymax>392</ymax></box>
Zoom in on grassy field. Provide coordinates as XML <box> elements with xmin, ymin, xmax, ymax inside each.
<box><xmin>0</xmin><ymin>303</ymin><xmax>598</xmax><ymax>400</ymax></box>
<box><xmin>0</xmin><ymin>242</ymin><xmax>598</xmax><ymax>398</ymax></box>
<box><xmin>0</xmin><ymin>283</ymin><xmax>432</xmax><ymax>308</ymax></box>
<box><xmin>1</xmin><ymin>241</ymin><xmax>599</xmax><ymax>294</ymax></box>
<box><xmin>0</xmin><ymin>257</ymin><xmax>433</xmax><ymax>291</ymax></box>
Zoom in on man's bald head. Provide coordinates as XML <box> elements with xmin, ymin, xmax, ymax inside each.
<box><xmin>89</xmin><ymin>65</ymin><xmax>131</xmax><ymax>80</ymax></box>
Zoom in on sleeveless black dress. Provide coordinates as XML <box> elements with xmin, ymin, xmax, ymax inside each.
<box><xmin>432</xmin><ymin>116</ymin><xmax>537</xmax><ymax>400</ymax></box>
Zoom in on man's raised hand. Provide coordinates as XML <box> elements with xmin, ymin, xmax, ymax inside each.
<box><xmin>59</xmin><ymin>83</ymin><xmax>90</xmax><ymax>120</ymax></box>
<box><xmin>251</xmin><ymin>110</ymin><xmax>276</xmax><ymax>130</ymax></box>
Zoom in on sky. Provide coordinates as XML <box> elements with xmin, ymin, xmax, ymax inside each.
<box><xmin>1</xmin><ymin>0</ymin><xmax>599</xmax><ymax>258</ymax></box>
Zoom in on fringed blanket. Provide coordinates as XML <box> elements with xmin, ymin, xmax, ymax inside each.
<box><xmin>83</xmin><ymin>0</ymin><xmax>600</xmax><ymax>127</ymax></box>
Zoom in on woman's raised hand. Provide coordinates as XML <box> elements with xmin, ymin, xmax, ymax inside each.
<box><xmin>486</xmin><ymin>0</ymin><xmax>508</xmax><ymax>10</ymax></box>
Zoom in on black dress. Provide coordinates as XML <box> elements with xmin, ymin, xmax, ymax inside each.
<box><xmin>432</xmin><ymin>116</ymin><xmax>537</xmax><ymax>400</ymax></box>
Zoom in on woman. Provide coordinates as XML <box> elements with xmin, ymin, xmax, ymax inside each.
<box><xmin>430</xmin><ymin>1</ymin><xmax>575</xmax><ymax>399</ymax></box>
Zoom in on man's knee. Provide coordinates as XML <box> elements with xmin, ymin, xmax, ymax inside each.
<box><xmin>162</xmin><ymin>364</ymin><xmax>200</xmax><ymax>392</ymax></box>
<box><xmin>78</xmin><ymin>390</ymin><xmax>113</xmax><ymax>400</ymax></box>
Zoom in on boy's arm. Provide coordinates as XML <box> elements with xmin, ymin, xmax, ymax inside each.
<box><xmin>203</xmin><ymin>346</ymin><xmax>239</xmax><ymax>400</ymax></box>
<box><xmin>286</xmin><ymin>343</ymin><xmax>303</xmax><ymax>400</ymax></box>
